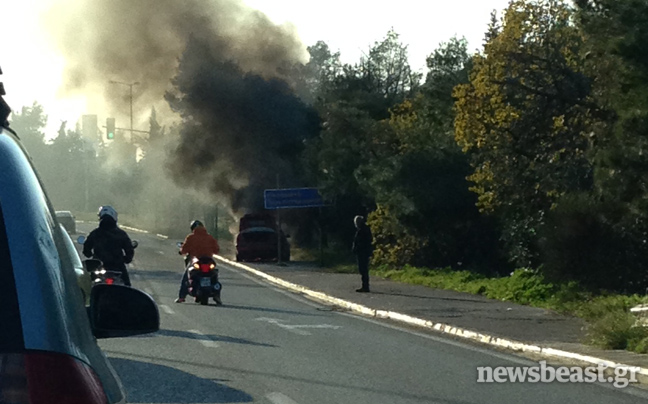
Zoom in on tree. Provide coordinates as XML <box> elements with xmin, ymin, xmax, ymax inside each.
<box><xmin>364</xmin><ymin>38</ymin><xmax>503</xmax><ymax>270</ymax></box>
<box><xmin>8</xmin><ymin>102</ymin><xmax>48</xmax><ymax>163</ymax></box>
<box><xmin>303</xmin><ymin>30</ymin><xmax>422</xmax><ymax>245</ymax></box>
<box><xmin>325</xmin><ymin>29</ymin><xmax>422</xmax><ymax>120</ymax></box>
<box><xmin>454</xmin><ymin>0</ymin><xmax>594</xmax><ymax>267</ymax></box>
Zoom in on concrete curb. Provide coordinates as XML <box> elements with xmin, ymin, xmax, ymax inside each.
<box><xmin>214</xmin><ymin>255</ymin><xmax>648</xmax><ymax>378</ymax></box>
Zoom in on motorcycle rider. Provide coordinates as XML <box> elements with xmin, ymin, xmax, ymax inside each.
<box><xmin>175</xmin><ymin>220</ymin><xmax>220</xmax><ymax>303</ymax></box>
<box><xmin>83</xmin><ymin>205</ymin><xmax>135</xmax><ymax>286</ymax></box>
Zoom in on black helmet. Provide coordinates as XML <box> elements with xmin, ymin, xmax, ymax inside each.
<box><xmin>190</xmin><ymin>220</ymin><xmax>204</xmax><ymax>231</ymax></box>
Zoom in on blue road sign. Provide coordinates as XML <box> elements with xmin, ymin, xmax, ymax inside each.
<box><xmin>264</xmin><ymin>188</ymin><xmax>326</xmax><ymax>209</ymax></box>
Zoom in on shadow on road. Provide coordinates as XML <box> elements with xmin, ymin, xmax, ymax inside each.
<box><xmin>155</xmin><ymin>329</ymin><xmax>277</xmax><ymax>347</ymax></box>
<box><xmin>221</xmin><ymin>303</ymin><xmax>324</xmax><ymax>317</ymax></box>
<box><xmin>109</xmin><ymin>357</ymin><xmax>253</xmax><ymax>403</ymax></box>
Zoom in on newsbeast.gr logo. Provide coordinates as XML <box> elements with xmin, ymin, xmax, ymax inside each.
<box><xmin>477</xmin><ymin>361</ymin><xmax>640</xmax><ymax>388</ymax></box>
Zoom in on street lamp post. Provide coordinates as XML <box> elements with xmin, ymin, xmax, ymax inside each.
<box><xmin>108</xmin><ymin>80</ymin><xmax>140</xmax><ymax>138</ymax></box>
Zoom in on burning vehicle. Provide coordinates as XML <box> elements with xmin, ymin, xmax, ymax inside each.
<box><xmin>235</xmin><ymin>213</ymin><xmax>290</xmax><ymax>262</ymax></box>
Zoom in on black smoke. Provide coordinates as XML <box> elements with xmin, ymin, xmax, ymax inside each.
<box><xmin>43</xmin><ymin>0</ymin><xmax>321</xmax><ymax>214</ymax></box>
<box><xmin>166</xmin><ymin>37</ymin><xmax>320</xmax><ymax>213</ymax></box>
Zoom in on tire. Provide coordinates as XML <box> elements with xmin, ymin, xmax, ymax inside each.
<box><xmin>200</xmin><ymin>295</ymin><xmax>208</xmax><ymax>305</ymax></box>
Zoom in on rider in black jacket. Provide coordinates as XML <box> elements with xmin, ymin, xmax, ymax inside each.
<box><xmin>83</xmin><ymin>206</ymin><xmax>135</xmax><ymax>286</ymax></box>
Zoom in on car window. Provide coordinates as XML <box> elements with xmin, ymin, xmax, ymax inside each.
<box><xmin>58</xmin><ymin>224</ymin><xmax>83</xmax><ymax>271</ymax></box>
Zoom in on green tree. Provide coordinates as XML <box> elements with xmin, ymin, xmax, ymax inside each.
<box><xmin>454</xmin><ymin>0</ymin><xmax>594</xmax><ymax>266</ymax></box>
<box><xmin>365</xmin><ymin>38</ymin><xmax>503</xmax><ymax>270</ymax></box>
<box><xmin>303</xmin><ymin>30</ymin><xmax>422</xmax><ymax>245</ymax></box>
<box><xmin>8</xmin><ymin>102</ymin><xmax>48</xmax><ymax>164</ymax></box>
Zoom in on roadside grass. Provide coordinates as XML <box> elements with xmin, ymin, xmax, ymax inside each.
<box><xmin>290</xmin><ymin>245</ymin><xmax>357</xmax><ymax>274</ymax></box>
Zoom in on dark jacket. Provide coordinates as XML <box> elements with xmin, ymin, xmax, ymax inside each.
<box><xmin>352</xmin><ymin>224</ymin><xmax>373</xmax><ymax>257</ymax></box>
<box><xmin>83</xmin><ymin>217</ymin><xmax>134</xmax><ymax>269</ymax></box>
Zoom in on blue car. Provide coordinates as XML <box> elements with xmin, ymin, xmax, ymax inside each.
<box><xmin>0</xmin><ymin>74</ymin><xmax>159</xmax><ymax>403</ymax></box>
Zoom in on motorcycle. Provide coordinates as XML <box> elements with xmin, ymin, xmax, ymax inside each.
<box><xmin>77</xmin><ymin>236</ymin><xmax>138</xmax><ymax>286</ymax></box>
<box><xmin>178</xmin><ymin>242</ymin><xmax>222</xmax><ymax>306</ymax></box>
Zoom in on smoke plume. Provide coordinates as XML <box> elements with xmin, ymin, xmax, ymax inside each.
<box><xmin>43</xmin><ymin>0</ymin><xmax>320</xmax><ymax>215</ymax></box>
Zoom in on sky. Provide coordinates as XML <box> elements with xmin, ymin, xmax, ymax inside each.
<box><xmin>0</xmin><ymin>0</ymin><xmax>511</xmax><ymax>137</ymax></box>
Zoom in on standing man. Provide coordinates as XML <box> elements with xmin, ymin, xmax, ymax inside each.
<box><xmin>352</xmin><ymin>215</ymin><xmax>373</xmax><ymax>293</ymax></box>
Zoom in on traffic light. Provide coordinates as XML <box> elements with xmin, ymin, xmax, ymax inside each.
<box><xmin>106</xmin><ymin>117</ymin><xmax>115</xmax><ymax>140</ymax></box>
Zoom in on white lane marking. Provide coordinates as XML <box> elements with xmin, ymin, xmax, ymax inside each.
<box><xmin>156</xmin><ymin>234</ymin><xmax>169</xmax><ymax>239</ymax></box>
<box><xmin>160</xmin><ymin>304</ymin><xmax>174</xmax><ymax>315</ymax></box>
<box><xmin>266</xmin><ymin>392</ymin><xmax>299</xmax><ymax>404</ymax></box>
<box><xmin>256</xmin><ymin>317</ymin><xmax>342</xmax><ymax>335</ymax></box>
<box><xmin>188</xmin><ymin>329</ymin><xmax>219</xmax><ymax>348</ymax></box>
<box><xmin>157</xmin><ymin>251</ymin><xmax>165</xmax><ymax>255</ymax></box>
<box><xmin>256</xmin><ymin>317</ymin><xmax>311</xmax><ymax>335</ymax></box>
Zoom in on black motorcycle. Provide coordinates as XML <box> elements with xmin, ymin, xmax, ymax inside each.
<box><xmin>78</xmin><ymin>236</ymin><xmax>138</xmax><ymax>286</ymax></box>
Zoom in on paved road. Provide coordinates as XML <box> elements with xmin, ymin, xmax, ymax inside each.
<box><xmin>77</xmin><ymin>224</ymin><xmax>648</xmax><ymax>403</ymax></box>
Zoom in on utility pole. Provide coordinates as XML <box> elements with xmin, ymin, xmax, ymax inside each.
<box><xmin>108</xmin><ymin>80</ymin><xmax>139</xmax><ymax>141</ymax></box>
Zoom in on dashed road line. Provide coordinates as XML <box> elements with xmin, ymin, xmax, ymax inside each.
<box><xmin>187</xmin><ymin>329</ymin><xmax>219</xmax><ymax>348</ymax></box>
<box><xmin>266</xmin><ymin>392</ymin><xmax>299</xmax><ymax>404</ymax></box>
<box><xmin>159</xmin><ymin>304</ymin><xmax>174</xmax><ymax>315</ymax></box>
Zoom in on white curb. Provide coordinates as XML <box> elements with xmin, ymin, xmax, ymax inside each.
<box><xmin>215</xmin><ymin>255</ymin><xmax>648</xmax><ymax>377</ymax></box>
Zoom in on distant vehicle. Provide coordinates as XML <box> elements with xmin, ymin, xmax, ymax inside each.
<box><xmin>235</xmin><ymin>212</ymin><xmax>290</xmax><ymax>262</ymax></box>
<box><xmin>0</xmin><ymin>76</ymin><xmax>159</xmax><ymax>403</ymax></box>
<box><xmin>56</xmin><ymin>210</ymin><xmax>76</xmax><ymax>234</ymax></box>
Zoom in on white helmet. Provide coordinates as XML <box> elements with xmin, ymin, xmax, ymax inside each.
<box><xmin>98</xmin><ymin>205</ymin><xmax>118</xmax><ymax>222</ymax></box>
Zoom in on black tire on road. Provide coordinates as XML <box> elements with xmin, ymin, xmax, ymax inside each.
<box><xmin>200</xmin><ymin>295</ymin><xmax>208</xmax><ymax>305</ymax></box>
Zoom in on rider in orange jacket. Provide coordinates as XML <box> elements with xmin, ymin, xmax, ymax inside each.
<box><xmin>175</xmin><ymin>220</ymin><xmax>220</xmax><ymax>303</ymax></box>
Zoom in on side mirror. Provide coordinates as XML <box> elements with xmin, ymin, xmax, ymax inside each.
<box><xmin>77</xmin><ymin>235</ymin><xmax>86</xmax><ymax>244</ymax></box>
<box><xmin>132</xmin><ymin>240</ymin><xmax>139</xmax><ymax>248</ymax></box>
<box><xmin>89</xmin><ymin>284</ymin><xmax>159</xmax><ymax>339</ymax></box>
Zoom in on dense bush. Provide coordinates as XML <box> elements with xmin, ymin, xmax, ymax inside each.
<box><xmin>539</xmin><ymin>193</ymin><xmax>648</xmax><ymax>292</ymax></box>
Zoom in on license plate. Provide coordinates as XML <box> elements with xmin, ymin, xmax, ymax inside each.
<box><xmin>200</xmin><ymin>278</ymin><xmax>212</xmax><ymax>287</ymax></box>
